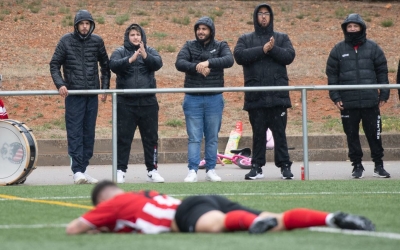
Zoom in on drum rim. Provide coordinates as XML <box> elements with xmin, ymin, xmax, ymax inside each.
<box><xmin>0</xmin><ymin>119</ymin><xmax>38</xmax><ymax>185</ymax></box>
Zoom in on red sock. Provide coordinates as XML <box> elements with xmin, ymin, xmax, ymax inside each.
<box><xmin>224</xmin><ymin>210</ymin><xmax>258</xmax><ymax>231</ymax></box>
<box><xmin>283</xmin><ymin>208</ymin><xmax>329</xmax><ymax>230</ymax></box>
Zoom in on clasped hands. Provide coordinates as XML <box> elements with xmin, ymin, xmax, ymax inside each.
<box><xmin>196</xmin><ymin>60</ymin><xmax>210</xmax><ymax>77</ymax></box>
<box><xmin>129</xmin><ymin>41</ymin><xmax>147</xmax><ymax>63</ymax></box>
<box><xmin>263</xmin><ymin>37</ymin><xmax>274</xmax><ymax>54</ymax></box>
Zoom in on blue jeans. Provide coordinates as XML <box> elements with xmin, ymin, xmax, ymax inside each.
<box><xmin>182</xmin><ymin>94</ymin><xmax>224</xmax><ymax>171</ymax></box>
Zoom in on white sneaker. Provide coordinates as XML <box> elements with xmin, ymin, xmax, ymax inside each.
<box><xmin>73</xmin><ymin>172</ymin><xmax>87</xmax><ymax>184</ymax></box>
<box><xmin>117</xmin><ymin>170</ymin><xmax>125</xmax><ymax>183</ymax></box>
<box><xmin>147</xmin><ymin>169</ymin><xmax>165</xmax><ymax>183</ymax></box>
<box><xmin>184</xmin><ymin>169</ymin><xmax>198</xmax><ymax>182</ymax></box>
<box><xmin>84</xmin><ymin>173</ymin><xmax>98</xmax><ymax>184</ymax></box>
<box><xmin>206</xmin><ymin>169</ymin><xmax>222</xmax><ymax>182</ymax></box>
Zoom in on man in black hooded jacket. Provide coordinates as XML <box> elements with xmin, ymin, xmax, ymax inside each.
<box><xmin>326</xmin><ymin>13</ymin><xmax>390</xmax><ymax>179</ymax></box>
<box><xmin>234</xmin><ymin>3</ymin><xmax>295</xmax><ymax>180</ymax></box>
<box><xmin>109</xmin><ymin>24</ymin><xmax>164</xmax><ymax>184</ymax></box>
<box><xmin>50</xmin><ymin>10</ymin><xmax>110</xmax><ymax>184</ymax></box>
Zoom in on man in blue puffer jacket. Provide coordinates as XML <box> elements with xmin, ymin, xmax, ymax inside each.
<box><xmin>326</xmin><ymin>13</ymin><xmax>390</xmax><ymax>179</ymax></box>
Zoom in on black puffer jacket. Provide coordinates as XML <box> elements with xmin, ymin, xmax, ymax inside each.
<box><xmin>175</xmin><ymin>16</ymin><xmax>234</xmax><ymax>92</ymax></box>
<box><xmin>234</xmin><ymin>3</ymin><xmax>295</xmax><ymax>111</ymax></box>
<box><xmin>326</xmin><ymin>13</ymin><xmax>389</xmax><ymax>109</ymax></box>
<box><xmin>110</xmin><ymin>24</ymin><xmax>162</xmax><ymax>105</ymax></box>
<box><xmin>50</xmin><ymin>10</ymin><xmax>110</xmax><ymax>91</ymax></box>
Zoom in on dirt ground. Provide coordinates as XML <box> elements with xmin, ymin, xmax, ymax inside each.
<box><xmin>0</xmin><ymin>0</ymin><xmax>399</xmax><ymax>139</ymax></box>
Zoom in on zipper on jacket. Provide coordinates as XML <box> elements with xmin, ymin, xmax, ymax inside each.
<box><xmin>354</xmin><ymin>46</ymin><xmax>361</xmax><ymax>104</ymax></box>
<box><xmin>82</xmin><ymin>40</ymin><xmax>88</xmax><ymax>89</ymax></box>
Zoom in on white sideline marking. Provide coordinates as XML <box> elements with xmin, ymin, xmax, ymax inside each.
<box><xmin>172</xmin><ymin>191</ymin><xmax>400</xmax><ymax>197</ymax></box>
<box><xmin>0</xmin><ymin>191</ymin><xmax>399</xmax><ymax>201</ymax></box>
<box><xmin>309</xmin><ymin>227</ymin><xmax>400</xmax><ymax>240</ymax></box>
<box><xmin>0</xmin><ymin>224</ymin><xmax>67</xmax><ymax>229</ymax></box>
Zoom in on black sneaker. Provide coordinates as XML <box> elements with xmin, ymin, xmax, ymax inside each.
<box><xmin>249</xmin><ymin>217</ymin><xmax>278</xmax><ymax>234</ymax></box>
<box><xmin>373</xmin><ymin>165</ymin><xmax>390</xmax><ymax>178</ymax></box>
<box><xmin>281</xmin><ymin>164</ymin><xmax>294</xmax><ymax>180</ymax></box>
<box><xmin>330</xmin><ymin>212</ymin><xmax>375</xmax><ymax>231</ymax></box>
<box><xmin>351</xmin><ymin>163</ymin><xmax>364</xmax><ymax>179</ymax></box>
<box><xmin>245</xmin><ymin>164</ymin><xmax>264</xmax><ymax>180</ymax></box>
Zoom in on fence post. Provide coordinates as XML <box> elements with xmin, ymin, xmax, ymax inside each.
<box><xmin>301</xmin><ymin>88</ymin><xmax>309</xmax><ymax>180</ymax></box>
<box><xmin>112</xmin><ymin>92</ymin><xmax>117</xmax><ymax>183</ymax></box>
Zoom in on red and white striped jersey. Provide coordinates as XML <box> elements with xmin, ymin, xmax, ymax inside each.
<box><xmin>80</xmin><ymin>190</ymin><xmax>181</xmax><ymax>234</ymax></box>
<box><xmin>0</xmin><ymin>99</ymin><xmax>8</xmax><ymax>119</ymax></box>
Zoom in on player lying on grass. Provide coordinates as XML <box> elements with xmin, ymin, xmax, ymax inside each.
<box><xmin>66</xmin><ymin>180</ymin><xmax>375</xmax><ymax>234</ymax></box>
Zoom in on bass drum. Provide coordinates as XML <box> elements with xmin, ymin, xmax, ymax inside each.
<box><xmin>0</xmin><ymin>119</ymin><xmax>38</xmax><ymax>185</ymax></box>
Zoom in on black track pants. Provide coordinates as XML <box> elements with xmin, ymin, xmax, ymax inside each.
<box><xmin>117</xmin><ymin>103</ymin><xmax>159</xmax><ymax>172</ymax></box>
<box><xmin>340</xmin><ymin>107</ymin><xmax>384</xmax><ymax>165</ymax></box>
<box><xmin>248</xmin><ymin>107</ymin><xmax>292</xmax><ymax>167</ymax></box>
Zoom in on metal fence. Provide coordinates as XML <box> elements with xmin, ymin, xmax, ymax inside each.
<box><xmin>1</xmin><ymin>84</ymin><xmax>399</xmax><ymax>182</ymax></box>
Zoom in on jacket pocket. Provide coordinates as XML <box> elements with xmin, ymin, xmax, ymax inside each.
<box><xmin>274</xmin><ymin>73</ymin><xmax>289</xmax><ymax>98</ymax></box>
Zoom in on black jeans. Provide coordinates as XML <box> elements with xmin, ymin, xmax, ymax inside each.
<box><xmin>248</xmin><ymin>107</ymin><xmax>292</xmax><ymax>168</ymax></box>
<box><xmin>117</xmin><ymin>103</ymin><xmax>159</xmax><ymax>172</ymax></box>
<box><xmin>65</xmin><ymin>95</ymin><xmax>98</xmax><ymax>173</ymax></box>
<box><xmin>340</xmin><ymin>107</ymin><xmax>384</xmax><ymax>165</ymax></box>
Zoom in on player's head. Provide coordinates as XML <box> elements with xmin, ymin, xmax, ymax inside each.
<box><xmin>91</xmin><ymin>180</ymin><xmax>123</xmax><ymax>206</ymax></box>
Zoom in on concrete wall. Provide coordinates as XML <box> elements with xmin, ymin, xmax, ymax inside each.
<box><xmin>36</xmin><ymin>134</ymin><xmax>400</xmax><ymax>166</ymax></box>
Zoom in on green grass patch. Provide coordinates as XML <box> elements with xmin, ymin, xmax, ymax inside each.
<box><xmin>381</xmin><ymin>19</ymin><xmax>393</xmax><ymax>28</ymax></box>
<box><xmin>136</xmin><ymin>10</ymin><xmax>148</xmax><ymax>16</ymax></box>
<box><xmin>1</xmin><ymin>9</ymin><xmax>11</xmax><ymax>15</ymax></box>
<box><xmin>151</xmin><ymin>32</ymin><xmax>167</xmax><ymax>39</ymax></box>
<box><xmin>210</xmin><ymin>8</ymin><xmax>224</xmax><ymax>17</ymax></box>
<box><xmin>107</xmin><ymin>1</ymin><xmax>115</xmax><ymax>8</ymax></box>
<box><xmin>172</xmin><ymin>16</ymin><xmax>190</xmax><ymax>25</ymax></box>
<box><xmin>381</xmin><ymin>115</ymin><xmax>400</xmax><ymax>131</ymax></box>
<box><xmin>28</xmin><ymin>0</ymin><xmax>42</xmax><ymax>14</ymax></box>
<box><xmin>96</xmin><ymin>16</ymin><xmax>105</xmax><ymax>24</ymax></box>
<box><xmin>106</xmin><ymin>9</ymin><xmax>116</xmax><ymax>15</ymax></box>
<box><xmin>156</xmin><ymin>45</ymin><xmax>176</xmax><ymax>53</ymax></box>
<box><xmin>165</xmin><ymin>119</ymin><xmax>183</xmax><ymax>127</ymax></box>
<box><xmin>58</xmin><ymin>6</ymin><xmax>70</xmax><ymax>14</ymax></box>
<box><xmin>61</xmin><ymin>15</ymin><xmax>73</xmax><ymax>27</ymax></box>
<box><xmin>115</xmin><ymin>14</ymin><xmax>129</xmax><ymax>25</ymax></box>
<box><xmin>139</xmin><ymin>20</ymin><xmax>149</xmax><ymax>27</ymax></box>
<box><xmin>335</xmin><ymin>7</ymin><xmax>353</xmax><ymax>19</ymax></box>
<box><xmin>0</xmin><ymin>180</ymin><xmax>399</xmax><ymax>249</ymax></box>
<box><xmin>188</xmin><ymin>7</ymin><xmax>195</xmax><ymax>14</ymax></box>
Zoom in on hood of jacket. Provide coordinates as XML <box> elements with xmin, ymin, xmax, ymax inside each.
<box><xmin>74</xmin><ymin>10</ymin><xmax>95</xmax><ymax>40</ymax></box>
<box><xmin>341</xmin><ymin>13</ymin><xmax>367</xmax><ymax>45</ymax></box>
<box><xmin>123</xmin><ymin>23</ymin><xmax>147</xmax><ymax>51</ymax></box>
<box><xmin>253</xmin><ymin>3</ymin><xmax>274</xmax><ymax>35</ymax></box>
<box><xmin>194</xmin><ymin>16</ymin><xmax>215</xmax><ymax>45</ymax></box>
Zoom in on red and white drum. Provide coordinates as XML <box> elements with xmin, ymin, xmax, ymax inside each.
<box><xmin>0</xmin><ymin>119</ymin><xmax>38</xmax><ymax>185</ymax></box>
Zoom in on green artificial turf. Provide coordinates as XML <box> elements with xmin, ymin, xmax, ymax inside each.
<box><xmin>0</xmin><ymin>180</ymin><xmax>399</xmax><ymax>250</ymax></box>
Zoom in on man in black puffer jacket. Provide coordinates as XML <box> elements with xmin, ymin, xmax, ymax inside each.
<box><xmin>110</xmin><ymin>24</ymin><xmax>164</xmax><ymax>184</ymax></box>
<box><xmin>234</xmin><ymin>3</ymin><xmax>295</xmax><ymax>180</ymax></box>
<box><xmin>326</xmin><ymin>13</ymin><xmax>390</xmax><ymax>179</ymax></box>
<box><xmin>176</xmin><ymin>16</ymin><xmax>234</xmax><ymax>183</ymax></box>
<box><xmin>50</xmin><ymin>10</ymin><xmax>110</xmax><ymax>184</ymax></box>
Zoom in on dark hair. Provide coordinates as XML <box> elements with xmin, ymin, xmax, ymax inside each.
<box><xmin>91</xmin><ymin>180</ymin><xmax>117</xmax><ymax>206</ymax></box>
<box><xmin>128</xmin><ymin>24</ymin><xmax>141</xmax><ymax>34</ymax></box>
